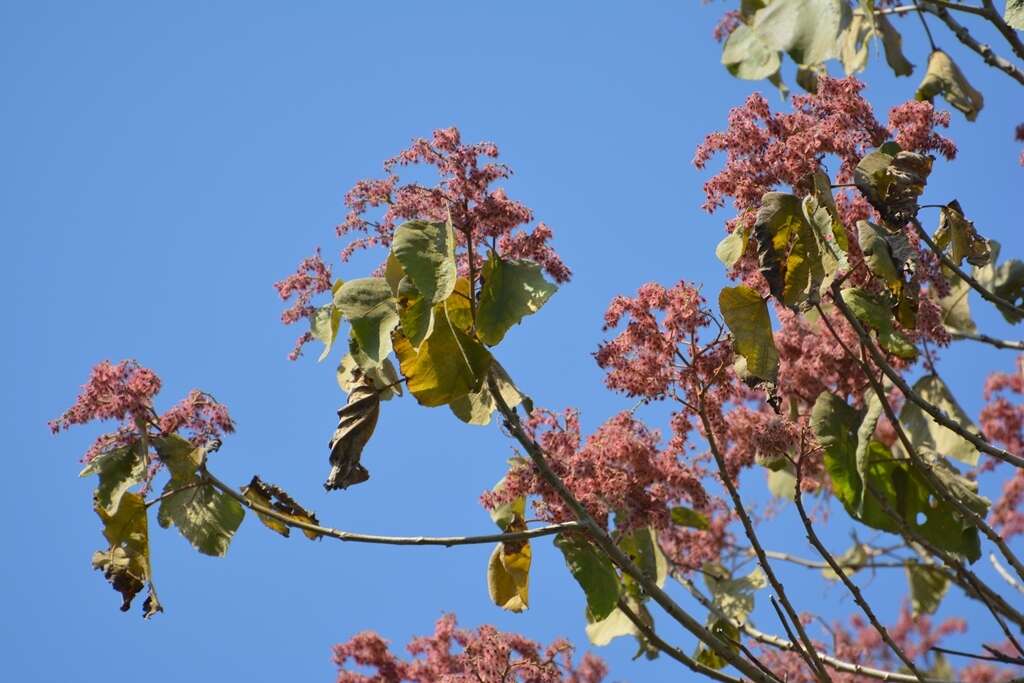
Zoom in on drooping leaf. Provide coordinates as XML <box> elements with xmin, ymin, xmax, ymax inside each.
<box><xmin>391</xmin><ymin>218</ymin><xmax>457</xmax><ymax>305</ymax></box>
<box><xmin>721</xmin><ymin>23</ymin><xmax>781</xmax><ymax>80</ymax></box>
<box><xmin>80</xmin><ymin>441</ymin><xmax>146</xmax><ymax>515</ymax></box>
<box><xmin>810</xmin><ymin>391</ymin><xmax>983</xmax><ymax>562</ymax></box>
<box><xmin>333</xmin><ymin>277</ymin><xmax>399</xmax><ymax>363</ymax></box>
<box><xmin>157</xmin><ymin>480</ymin><xmax>245</xmax><ymax>557</ymax></box>
<box><xmin>906</xmin><ymin>564</ymin><xmax>950</xmax><ymax>616</ymax></box>
<box><xmin>916</xmin><ymin>50</ymin><xmax>984</xmax><ymax>121</ymax></box>
<box><xmin>694</xmin><ymin>619</ymin><xmax>741</xmax><ymax>671</ymax></box>
<box><xmin>715</xmin><ymin>228</ymin><xmax>748</xmax><ymax>270</ymax></box>
<box><xmin>752</xmin><ymin>192</ymin><xmax>802</xmax><ymax>300</ymax></box>
<box><xmin>896</xmin><ymin>374</ymin><xmax>980</xmax><ymax>466</ymax></box>
<box><xmin>933</xmin><ymin>200</ymin><xmax>991</xmax><ymax>267</ymax></box>
<box><xmin>670</xmin><ymin>507</ymin><xmax>710</xmax><ymax>530</ymax></box>
<box><xmin>555</xmin><ymin>533</ymin><xmax>620</xmax><ymax>622</ymax></box>
<box><xmin>854</xmin><ymin>148</ymin><xmax>932</xmax><ymax>224</ymax></box>
<box><xmin>92</xmin><ymin>491</ymin><xmax>160</xmax><ymax>617</ymax></box>
<box><xmin>617</xmin><ymin>526</ymin><xmax>668</xmax><ymax>599</ymax></box>
<box><xmin>487</xmin><ymin>506</ymin><xmax>532</xmax><ymax>613</ymax></box>
<box><xmin>336</xmin><ymin>347</ymin><xmax>402</xmax><ymax>401</ymax></box>
<box><xmin>586</xmin><ymin>597</ymin><xmax>651</xmax><ymax>648</ymax></box>
<box><xmin>241</xmin><ymin>475</ymin><xmax>322</xmax><ymax>540</ymax></box>
<box><xmin>396</xmin><ymin>276</ymin><xmax>435</xmax><ymax>348</ymax></box>
<box><xmin>383</xmin><ymin>252</ymin><xmax>405</xmax><ymax>296</ymax></box>
<box><xmin>821</xmin><ymin>542</ymin><xmax>873</xmax><ymax>581</ymax></box>
<box><xmin>325</xmin><ymin>377</ymin><xmax>380</xmax><ymax>490</ymax></box>
<box><xmin>752</xmin><ymin>0</ymin><xmax>850</xmax><ymax>66</ymax></box>
<box><xmin>856</xmin><ymin>221</ymin><xmax>903</xmax><ymax>294</ymax></box>
<box><xmin>719</xmin><ymin>285</ymin><xmax>780</xmax><ymax>384</ymax></box>
<box><xmin>395</xmin><ymin>298</ymin><xmax>493</xmax><ymax>407</ymax></box>
<box><xmin>152</xmin><ymin>433</ymin><xmax>205</xmax><ymax>482</ymax></box>
<box><xmin>767</xmin><ymin>466</ymin><xmax>797</xmax><ymax>500</ymax></box>
<box><xmin>855</xmin><ymin>389</ymin><xmax>885</xmax><ymax>516</ymax></box>
<box><xmin>476</xmin><ymin>253</ymin><xmax>558</xmax><ymax>346</ymax></box>
<box><xmin>703</xmin><ymin>562</ymin><xmax>766</xmax><ymax>624</ymax></box>
<box><xmin>310</xmin><ymin>303</ymin><xmax>342</xmax><ymax>362</ymax></box>
<box><xmin>449</xmin><ymin>360</ymin><xmax>529</xmax><ymax>426</ymax></box>
<box><xmin>840</xmin><ymin>287</ymin><xmax>917</xmax><ymax>360</ymax></box>
<box><xmin>839</xmin><ymin>9</ymin><xmax>872</xmax><ymax>75</ymax></box>
<box><xmin>487</xmin><ymin>473</ymin><xmax>526</xmax><ymax>531</ymax></box>
<box><xmin>876</xmin><ymin>13</ymin><xmax>913</xmax><ymax>76</ymax></box>
<box><xmin>1007</xmin><ymin>0</ymin><xmax>1024</xmax><ymax>29</ymax></box>
<box><xmin>973</xmin><ymin>240</ymin><xmax>1024</xmax><ymax>324</ymax></box>
<box><xmin>934</xmin><ymin>269</ymin><xmax>976</xmax><ymax>335</ymax></box>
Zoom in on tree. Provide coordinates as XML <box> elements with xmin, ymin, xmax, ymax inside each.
<box><xmin>50</xmin><ymin>2</ymin><xmax>1024</xmax><ymax>681</ymax></box>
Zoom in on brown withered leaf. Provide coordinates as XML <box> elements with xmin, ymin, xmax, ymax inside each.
<box><xmin>855</xmin><ymin>149</ymin><xmax>932</xmax><ymax>225</ymax></box>
<box><xmin>243</xmin><ymin>475</ymin><xmax>322</xmax><ymax>539</ymax></box>
<box><xmin>325</xmin><ymin>378</ymin><xmax>380</xmax><ymax>491</ymax></box>
<box><xmin>934</xmin><ymin>200</ymin><xmax>991</xmax><ymax>268</ymax></box>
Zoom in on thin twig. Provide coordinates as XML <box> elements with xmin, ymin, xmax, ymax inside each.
<box><xmin>991</xmin><ymin>553</ymin><xmax>1024</xmax><ymax>595</ymax></box>
<box><xmin>951</xmin><ymin>330</ymin><xmax>1024</xmax><ymax>351</ymax></box>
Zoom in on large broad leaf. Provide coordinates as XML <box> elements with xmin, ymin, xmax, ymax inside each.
<box><xmin>310</xmin><ymin>303</ymin><xmax>342</xmax><ymax>362</ymax></box>
<box><xmin>449</xmin><ymin>361</ymin><xmax>529</xmax><ymax>426</ymax></box>
<box><xmin>157</xmin><ymin>480</ymin><xmax>245</xmax><ymax>557</ymax></box>
<box><xmin>585</xmin><ymin>596</ymin><xmax>653</xmax><ymax>651</ymax></box>
<box><xmin>854</xmin><ymin>148</ymin><xmax>932</xmax><ymax>224</ymax></box>
<box><xmin>694</xmin><ymin>619</ymin><xmax>742</xmax><ymax>671</ymax></box>
<box><xmin>703</xmin><ymin>562</ymin><xmax>766</xmax><ymax>624</ymax></box>
<box><xmin>487</xmin><ymin>508</ymin><xmax>532</xmax><ymax>613</ymax></box>
<box><xmin>555</xmin><ymin>533</ymin><xmax>620</xmax><ymax>622</ymax></box>
<box><xmin>92</xmin><ymin>491</ymin><xmax>161</xmax><ymax>617</ymax></box>
<box><xmin>972</xmin><ymin>240</ymin><xmax>1024</xmax><ymax>324</ymax></box>
<box><xmin>719</xmin><ymin>285</ymin><xmax>780</xmax><ymax>384</ymax></box>
<box><xmin>752</xmin><ymin>192</ymin><xmax>803</xmax><ymax>301</ymax></box>
<box><xmin>721</xmin><ymin>23</ymin><xmax>781</xmax><ymax>80</ymax></box>
<box><xmin>752</xmin><ymin>0</ymin><xmax>850</xmax><ymax>66</ymax></box>
<box><xmin>396</xmin><ymin>276</ymin><xmax>435</xmax><ymax>348</ymax></box>
<box><xmin>840</xmin><ymin>287</ymin><xmax>917</xmax><ymax>359</ymax></box>
<box><xmin>333</xmin><ymin>278</ymin><xmax>399</xmax><ymax>363</ymax></box>
<box><xmin>715</xmin><ymin>227</ymin><xmax>748</xmax><ymax>270</ymax></box>
<box><xmin>906</xmin><ymin>564</ymin><xmax>949</xmax><ymax>616</ymax></box>
<box><xmin>839</xmin><ymin>9</ymin><xmax>872</xmax><ymax>75</ymax></box>
<box><xmin>391</xmin><ymin>219</ymin><xmax>457</xmax><ymax>305</ymax></box>
<box><xmin>242</xmin><ymin>475</ymin><xmax>321</xmax><ymax>540</ymax></box>
<box><xmin>325</xmin><ymin>378</ymin><xmax>380</xmax><ymax>490</ymax></box>
<box><xmin>476</xmin><ymin>253</ymin><xmax>557</xmax><ymax>346</ymax></box>
<box><xmin>935</xmin><ymin>270</ymin><xmax>976</xmax><ymax>335</ymax></box>
<box><xmin>1007</xmin><ymin>0</ymin><xmax>1024</xmax><ymax>29</ymax></box>
<box><xmin>670</xmin><ymin>507</ymin><xmax>710</xmax><ymax>530</ymax></box>
<box><xmin>876</xmin><ymin>13</ymin><xmax>913</xmax><ymax>76</ymax></box>
<box><xmin>617</xmin><ymin>526</ymin><xmax>668</xmax><ymax>599</ymax></box>
<box><xmin>896</xmin><ymin>374</ymin><xmax>980</xmax><ymax>466</ymax></box>
<box><xmin>916</xmin><ymin>50</ymin><xmax>984</xmax><ymax>121</ymax></box>
<box><xmin>856</xmin><ymin>221</ymin><xmax>903</xmax><ymax>294</ymax></box>
<box><xmin>811</xmin><ymin>391</ymin><xmax>983</xmax><ymax>562</ymax></box>
<box><xmin>152</xmin><ymin>433</ymin><xmax>205</xmax><ymax>481</ymax></box>
<box><xmin>336</xmin><ymin>345</ymin><xmax>402</xmax><ymax>401</ymax></box>
<box><xmin>395</xmin><ymin>298</ymin><xmax>493</xmax><ymax>407</ymax></box>
<box><xmin>80</xmin><ymin>442</ymin><xmax>146</xmax><ymax>515</ymax></box>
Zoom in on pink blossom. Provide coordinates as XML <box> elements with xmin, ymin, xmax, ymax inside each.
<box><xmin>158</xmin><ymin>389</ymin><xmax>235</xmax><ymax>447</ymax></box>
<box><xmin>980</xmin><ymin>356</ymin><xmax>1024</xmax><ymax>538</ymax></box>
<box><xmin>332</xmin><ymin>614</ymin><xmax>606</xmax><ymax>683</ymax></box>
<box><xmin>887</xmin><ymin>101</ymin><xmax>957</xmax><ymax>160</ymax></box>
<box><xmin>712</xmin><ymin>10</ymin><xmax>741</xmax><ymax>42</ymax></box>
<box><xmin>274</xmin><ymin>248</ymin><xmax>333</xmax><ymax>359</ymax></box>
<box><xmin>49</xmin><ymin>360</ymin><xmax>161</xmax><ymax>434</ymax></box>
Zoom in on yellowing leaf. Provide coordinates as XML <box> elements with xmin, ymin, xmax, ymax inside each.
<box><xmin>396</xmin><ymin>276</ymin><xmax>435</xmax><ymax>348</ymax></box>
<box><xmin>310</xmin><ymin>303</ymin><xmax>342</xmax><ymax>362</ymax></box>
<box><xmin>752</xmin><ymin>0</ymin><xmax>849</xmax><ymax>66</ymax></box>
<box><xmin>841</xmin><ymin>287</ymin><xmax>917</xmax><ymax>359</ymax></box>
<box><xmin>487</xmin><ymin>540</ymin><xmax>531</xmax><ymax>612</ymax></box>
<box><xmin>241</xmin><ymin>475</ymin><xmax>322</xmax><ymax>540</ymax></box>
<box><xmin>876</xmin><ymin>13</ymin><xmax>913</xmax><ymax>77</ymax></box>
<box><xmin>1007</xmin><ymin>0</ymin><xmax>1024</xmax><ymax>29</ymax></box>
<box><xmin>719</xmin><ymin>285</ymin><xmax>780</xmax><ymax>384</ymax></box>
<box><xmin>80</xmin><ymin>442</ymin><xmax>146</xmax><ymax>515</ymax></box>
<box><xmin>325</xmin><ymin>378</ymin><xmax>380</xmax><ymax>490</ymax></box>
<box><xmin>703</xmin><ymin>562</ymin><xmax>766</xmax><ymax>624</ymax></box>
<box><xmin>934</xmin><ymin>201</ymin><xmax>991</xmax><ymax>267</ymax></box>
<box><xmin>449</xmin><ymin>361</ymin><xmax>529</xmax><ymax>426</ymax></box>
<box><xmin>476</xmin><ymin>253</ymin><xmax>557</xmax><ymax>346</ymax></box>
<box><xmin>333</xmin><ymin>277</ymin><xmax>399</xmax><ymax>363</ymax></box>
<box><xmin>821</xmin><ymin>542</ymin><xmax>873</xmax><ymax>581</ymax></box>
<box><xmin>896</xmin><ymin>374</ymin><xmax>980</xmax><ymax>466</ymax></box>
<box><xmin>670</xmin><ymin>507</ymin><xmax>710</xmax><ymax>530</ymax></box>
<box><xmin>92</xmin><ymin>492</ymin><xmax>160</xmax><ymax>617</ymax></box>
<box><xmin>857</xmin><ymin>221</ymin><xmax>903</xmax><ymax>294</ymax></box>
<box><xmin>395</xmin><ymin>298</ymin><xmax>493</xmax><ymax>407</ymax></box>
<box><xmin>715</xmin><ymin>228</ymin><xmax>748</xmax><ymax>270</ymax></box>
<box><xmin>916</xmin><ymin>50</ymin><xmax>983</xmax><ymax>121</ymax></box>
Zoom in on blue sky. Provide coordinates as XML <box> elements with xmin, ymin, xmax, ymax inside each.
<box><xmin>4</xmin><ymin>2</ymin><xmax>1023</xmax><ymax>681</ymax></box>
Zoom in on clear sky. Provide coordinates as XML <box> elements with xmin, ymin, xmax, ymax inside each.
<box><xmin>4</xmin><ymin>2</ymin><xmax>1022</xmax><ymax>681</ymax></box>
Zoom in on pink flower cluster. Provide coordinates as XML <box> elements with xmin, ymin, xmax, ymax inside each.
<box><xmin>887</xmin><ymin>101</ymin><xmax>957</xmax><ymax>161</ymax></box>
<box><xmin>273</xmin><ymin>248</ymin><xmax>333</xmax><ymax>360</ymax></box>
<box><xmin>338</xmin><ymin>127</ymin><xmax>570</xmax><ymax>283</ymax></box>
<box><xmin>712</xmin><ymin>10</ymin><xmax>741</xmax><ymax>42</ymax></box>
<box><xmin>332</xmin><ymin>614</ymin><xmax>606</xmax><ymax>683</ymax></box>
<box><xmin>594</xmin><ymin>281</ymin><xmax>710</xmax><ymax>400</ymax></box>
<box><xmin>483</xmin><ymin>409</ymin><xmax>709</xmax><ymax>532</ymax></box>
<box><xmin>980</xmin><ymin>356</ymin><xmax>1024</xmax><ymax>539</ymax></box>
<box><xmin>50</xmin><ymin>360</ymin><xmax>234</xmax><ymax>463</ymax></box>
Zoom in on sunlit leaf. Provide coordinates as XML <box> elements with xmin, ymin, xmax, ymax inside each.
<box><xmin>933</xmin><ymin>200</ymin><xmax>991</xmax><ymax>267</ymax></box>
<box><xmin>391</xmin><ymin>218</ymin><xmax>457</xmax><ymax>305</ymax></box>
<box><xmin>80</xmin><ymin>442</ymin><xmax>146</xmax><ymax>515</ymax></box>
<box><xmin>1007</xmin><ymin>0</ymin><xmax>1024</xmax><ymax>29</ymax></box>
<box><xmin>336</xmin><ymin>346</ymin><xmax>402</xmax><ymax>401</ymax></box>
<box><xmin>449</xmin><ymin>360</ymin><xmax>529</xmax><ymax>426</ymax></box>
<box><xmin>934</xmin><ymin>269</ymin><xmax>976</xmax><ymax>335</ymax></box>
<box><xmin>555</xmin><ymin>533</ymin><xmax>620</xmax><ymax>622</ymax></box>
<box><xmin>92</xmin><ymin>491</ymin><xmax>160</xmax><ymax>617</ymax></box>
<box><xmin>896</xmin><ymin>374</ymin><xmax>980</xmax><ymax>466</ymax></box>
<box><xmin>397</xmin><ymin>276</ymin><xmax>434</xmax><ymax>348</ymax></box>
<box><xmin>670</xmin><ymin>507</ymin><xmax>710</xmax><ymax>530</ymax></box>
<box><xmin>617</xmin><ymin>526</ymin><xmax>668</xmax><ymax>599</ymax></box>
<box><xmin>715</xmin><ymin>228</ymin><xmax>748</xmax><ymax>270</ymax></box>
<box><xmin>821</xmin><ymin>542</ymin><xmax>873</xmax><ymax>581</ymax></box>
<box><xmin>839</xmin><ymin>10</ymin><xmax>871</xmax><ymax>75</ymax></box>
<box><xmin>854</xmin><ymin>148</ymin><xmax>932</xmax><ymax>224</ymax></box>
<box><xmin>241</xmin><ymin>475</ymin><xmax>322</xmax><ymax>540</ymax></box>
<box><xmin>694</xmin><ymin>619</ymin><xmax>741</xmax><ymax>671</ymax></box>
<box><xmin>487</xmin><ymin>505</ymin><xmax>532</xmax><ymax>613</ymax></box>
<box><xmin>752</xmin><ymin>0</ymin><xmax>850</xmax><ymax>66</ymax></box>
<box><xmin>333</xmin><ymin>277</ymin><xmax>399</xmax><ymax>363</ymax></box>
<box><xmin>906</xmin><ymin>564</ymin><xmax>949</xmax><ymax>616</ymax></box>
<box><xmin>325</xmin><ymin>377</ymin><xmax>380</xmax><ymax>490</ymax></box>
<box><xmin>703</xmin><ymin>562</ymin><xmax>766</xmax><ymax>624</ymax></box>
<box><xmin>840</xmin><ymin>287</ymin><xmax>917</xmax><ymax>360</ymax></box>
<box><xmin>876</xmin><ymin>13</ymin><xmax>913</xmax><ymax>76</ymax></box>
<box><xmin>973</xmin><ymin>240</ymin><xmax>1024</xmax><ymax>324</ymax></box>
<box><xmin>476</xmin><ymin>253</ymin><xmax>557</xmax><ymax>346</ymax></box>
<box><xmin>310</xmin><ymin>303</ymin><xmax>342</xmax><ymax>362</ymax></box>
<box><xmin>157</xmin><ymin>480</ymin><xmax>245</xmax><ymax>557</ymax></box>
<box><xmin>916</xmin><ymin>50</ymin><xmax>984</xmax><ymax>121</ymax></box>
<box><xmin>721</xmin><ymin>23</ymin><xmax>781</xmax><ymax>80</ymax></box>
<box><xmin>856</xmin><ymin>221</ymin><xmax>903</xmax><ymax>294</ymax></box>
<box><xmin>719</xmin><ymin>285</ymin><xmax>780</xmax><ymax>384</ymax></box>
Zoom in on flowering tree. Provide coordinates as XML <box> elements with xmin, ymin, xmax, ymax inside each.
<box><xmin>52</xmin><ymin>3</ymin><xmax>1024</xmax><ymax>681</ymax></box>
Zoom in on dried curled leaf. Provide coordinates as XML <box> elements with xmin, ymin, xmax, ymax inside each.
<box><xmin>933</xmin><ymin>200</ymin><xmax>991</xmax><ymax>267</ymax></box>
<box><xmin>916</xmin><ymin>49</ymin><xmax>983</xmax><ymax>121</ymax></box>
<box><xmin>325</xmin><ymin>378</ymin><xmax>380</xmax><ymax>491</ymax></box>
<box><xmin>242</xmin><ymin>475</ymin><xmax>322</xmax><ymax>539</ymax></box>
<box><xmin>92</xmin><ymin>491</ymin><xmax>161</xmax><ymax>618</ymax></box>
<box><xmin>854</xmin><ymin>147</ymin><xmax>932</xmax><ymax>225</ymax></box>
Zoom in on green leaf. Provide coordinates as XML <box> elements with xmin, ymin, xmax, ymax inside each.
<box><xmin>670</xmin><ymin>507</ymin><xmax>710</xmax><ymax>530</ymax></box>
<box><xmin>336</xmin><ymin>347</ymin><xmax>402</xmax><ymax>401</ymax></box>
<box><xmin>973</xmin><ymin>241</ymin><xmax>1024</xmax><ymax>324</ymax></box>
<box><xmin>396</xmin><ymin>276</ymin><xmax>435</xmax><ymax>348</ymax></box>
<box><xmin>715</xmin><ymin>228</ymin><xmax>748</xmax><ymax>270</ymax></box>
<box><xmin>694</xmin><ymin>619</ymin><xmax>741</xmax><ymax>671</ymax></box>
<box><xmin>241</xmin><ymin>475</ymin><xmax>322</xmax><ymax>540</ymax></box>
<box><xmin>906</xmin><ymin>564</ymin><xmax>949</xmax><ymax>616</ymax></box>
<box><xmin>810</xmin><ymin>391</ymin><xmax>983</xmax><ymax>562</ymax></box>
<box><xmin>821</xmin><ymin>542</ymin><xmax>873</xmax><ymax>581</ymax></box>
<box><xmin>395</xmin><ymin>297</ymin><xmax>493</xmax><ymax>407</ymax></box>
<box><xmin>916</xmin><ymin>50</ymin><xmax>983</xmax><ymax>121</ymax></box>
<box><xmin>617</xmin><ymin>526</ymin><xmax>668</xmax><ymax>598</ymax></box>
<box><xmin>752</xmin><ymin>0</ymin><xmax>850</xmax><ymax>66</ymax></box>
<box><xmin>840</xmin><ymin>287</ymin><xmax>917</xmax><ymax>359</ymax></box>
<box><xmin>153</xmin><ymin>434</ymin><xmax>205</xmax><ymax>482</ymax></box>
<box><xmin>721</xmin><ymin>23</ymin><xmax>781</xmax><ymax>80</ymax></box>
<box><xmin>896</xmin><ymin>374</ymin><xmax>980</xmax><ymax>466</ymax></box>
<box><xmin>876</xmin><ymin>13</ymin><xmax>913</xmax><ymax>76</ymax></box>
<box><xmin>80</xmin><ymin>442</ymin><xmax>146</xmax><ymax>515</ymax></box>
<box><xmin>391</xmin><ymin>219</ymin><xmax>457</xmax><ymax>305</ymax></box>
<box><xmin>333</xmin><ymin>277</ymin><xmax>399</xmax><ymax>363</ymax></box>
<box><xmin>857</xmin><ymin>220</ymin><xmax>903</xmax><ymax>291</ymax></box>
<box><xmin>92</xmin><ymin>491</ymin><xmax>160</xmax><ymax>617</ymax></box>
<box><xmin>703</xmin><ymin>562</ymin><xmax>766</xmax><ymax>624</ymax></box>
<box><xmin>487</xmin><ymin>474</ymin><xmax>525</xmax><ymax>531</ymax></box>
<box><xmin>586</xmin><ymin>598</ymin><xmax>647</xmax><ymax>646</ymax></box>
<box><xmin>1008</xmin><ymin>0</ymin><xmax>1024</xmax><ymax>29</ymax></box>
<box><xmin>383</xmin><ymin>252</ymin><xmax>405</xmax><ymax>296</ymax></box>
<box><xmin>767</xmin><ymin>466</ymin><xmax>797</xmax><ymax>500</ymax></box>
<box><xmin>157</xmin><ymin>480</ymin><xmax>245</xmax><ymax>557</ymax></box>
<box><xmin>476</xmin><ymin>253</ymin><xmax>558</xmax><ymax>346</ymax></box>
<box><xmin>934</xmin><ymin>270</ymin><xmax>976</xmax><ymax>335</ymax></box>
<box><xmin>719</xmin><ymin>285</ymin><xmax>780</xmax><ymax>384</ymax></box>
<box><xmin>855</xmin><ymin>389</ymin><xmax>885</xmax><ymax>516</ymax></box>
<box><xmin>555</xmin><ymin>533</ymin><xmax>620</xmax><ymax>622</ymax></box>
<box><xmin>325</xmin><ymin>377</ymin><xmax>380</xmax><ymax>490</ymax></box>
<box><xmin>752</xmin><ymin>192</ymin><xmax>803</xmax><ymax>301</ymax></box>
<box><xmin>310</xmin><ymin>303</ymin><xmax>342</xmax><ymax>362</ymax></box>
<box><xmin>449</xmin><ymin>360</ymin><xmax>528</xmax><ymax>426</ymax></box>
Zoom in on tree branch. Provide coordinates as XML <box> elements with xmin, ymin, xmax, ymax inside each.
<box><xmin>951</xmin><ymin>330</ymin><xmax>1024</xmax><ymax>351</ymax></box>
<box><xmin>921</xmin><ymin>3</ymin><xmax>1024</xmax><ymax>86</ymax></box>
